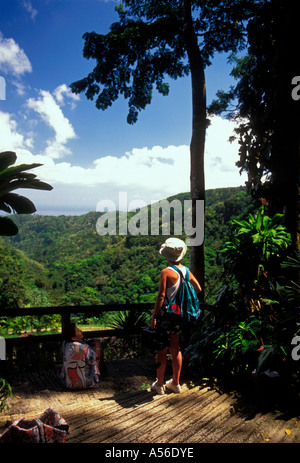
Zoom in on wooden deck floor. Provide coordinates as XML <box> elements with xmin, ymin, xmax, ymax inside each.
<box><xmin>1</xmin><ymin>356</ymin><xmax>299</xmax><ymax>444</ymax></box>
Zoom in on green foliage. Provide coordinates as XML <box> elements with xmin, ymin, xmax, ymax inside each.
<box><xmin>1</xmin><ymin>187</ymin><xmax>257</xmax><ymax>341</ymax></box>
<box><xmin>212</xmin><ymin>318</ymin><xmax>261</xmax><ymax>374</ymax></box>
<box><xmin>0</xmin><ymin>242</ymin><xmax>51</xmax><ymax>309</ymax></box>
<box><xmin>221</xmin><ymin>205</ymin><xmax>292</xmax><ymax>298</ymax></box>
<box><xmin>208</xmin><ymin>1</ymin><xmax>299</xmax><ymax>244</ymax></box>
<box><xmin>108</xmin><ymin>310</ymin><xmax>150</xmax><ymax>330</ymax></box>
<box><xmin>188</xmin><ymin>205</ymin><xmax>297</xmax><ymax>386</ymax></box>
<box><xmin>71</xmin><ymin>0</ymin><xmax>254</xmax><ymax>123</ymax></box>
<box><xmin>0</xmin><ymin>378</ymin><xmax>12</xmax><ymax>412</ymax></box>
<box><xmin>0</xmin><ymin>151</ymin><xmax>52</xmax><ymax>236</ymax></box>
<box><xmin>226</xmin><ymin>207</ymin><xmax>291</xmax><ymax>260</ymax></box>
<box><xmin>0</xmin><ymin>315</ymin><xmax>61</xmax><ymax>337</ymax></box>
<box><xmin>2</xmin><ymin>187</ymin><xmax>253</xmax><ymax>311</ymax></box>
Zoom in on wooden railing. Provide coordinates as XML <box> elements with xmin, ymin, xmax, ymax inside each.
<box><xmin>0</xmin><ymin>303</ymin><xmax>154</xmax><ymax>350</ymax></box>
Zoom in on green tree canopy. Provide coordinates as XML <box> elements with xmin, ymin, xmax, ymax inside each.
<box><xmin>208</xmin><ymin>0</ymin><xmax>299</xmax><ymax>250</ymax></box>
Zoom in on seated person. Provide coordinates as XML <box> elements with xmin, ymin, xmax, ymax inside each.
<box><xmin>60</xmin><ymin>323</ymin><xmax>104</xmax><ymax>389</ymax></box>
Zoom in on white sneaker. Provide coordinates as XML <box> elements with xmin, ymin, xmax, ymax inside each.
<box><xmin>151</xmin><ymin>381</ymin><xmax>164</xmax><ymax>395</ymax></box>
<box><xmin>165</xmin><ymin>379</ymin><xmax>181</xmax><ymax>393</ymax></box>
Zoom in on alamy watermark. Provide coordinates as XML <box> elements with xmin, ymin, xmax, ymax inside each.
<box><xmin>291</xmin><ymin>76</ymin><xmax>300</xmax><ymax>101</ymax></box>
<box><xmin>0</xmin><ymin>76</ymin><xmax>6</xmax><ymax>100</ymax></box>
<box><xmin>95</xmin><ymin>192</ymin><xmax>204</xmax><ymax>246</ymax></box>
<box><xmin>0</xmin><ymin>337</ymin><xmax>6</xmax><ymax>361</ymax></box>
<box><xmin>291</xmin><ymin>336</ymin><xmax>300</xmax><ymax>361</ymax></box>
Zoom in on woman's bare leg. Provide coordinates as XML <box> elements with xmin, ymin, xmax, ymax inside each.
<box><xmin>169</xmin><ymin>333</ymin><xmax>182</xmax><ymax>385</ymax></box>
<box><xmin>156</xmin><ymin>348</ymin><xmax>168</xmax><ymax>386</ymax></box>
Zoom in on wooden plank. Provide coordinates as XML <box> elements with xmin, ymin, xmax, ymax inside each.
<box><xmin>166</xmin><ymin>393</ymin><xmax>236</xmax><ymax>443</ymax></box>
<box><xmin>108</xmin><ymin>389</ymin><xmax>224</xmax><ymax>444</ymax></box>
<box><xmin>69</xmin><ymin>388</ymin><xmax>218</xmax><ymax>443</ymax></box>
<box><xmin>1</xmin><ymin>360</ymin><xmax>299</xmax><ymax>444</ymax></box>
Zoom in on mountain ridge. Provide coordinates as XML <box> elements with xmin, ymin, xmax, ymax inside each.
<box><xmin>1</xmin><ymin>186</ymin><xmax>256</xmax><ymax>307</ymax></box>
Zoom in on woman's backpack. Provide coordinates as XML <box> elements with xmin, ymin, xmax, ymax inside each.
<box><xmin>165</xmin><ymin>266</ymin><xmax>202</xmax><ymax>321</ymax></box>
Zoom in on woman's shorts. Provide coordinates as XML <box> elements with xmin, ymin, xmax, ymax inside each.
<box><xmin>156</xmin><ymin>307</ymin><xmax>185</xmax><ymax>337</ymax></box>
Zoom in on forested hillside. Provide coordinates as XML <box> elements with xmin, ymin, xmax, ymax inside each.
<box><xmin>1</xmin><ymin>187</ymin><xmax>256</xmax><ymax>308</ymax></box>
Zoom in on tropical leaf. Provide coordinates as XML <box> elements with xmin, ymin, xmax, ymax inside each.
<box><xmin>0</xmin><ymin>163</ymin><xmax>43</xmax><ymax>180</ymax></box>
<box><xmin>0</xmin><ymin>179</ymin><xmax>53</xmax><ymax>195</ymax></box>
<box><xmin>0</xmin><ymin>217</ymin><xmax>18</xmax><ymax>236</ymax></box>
<box><xmin>256</xmin><ymin>209</ymin><xmax>263</xmax><ymax>230</ymax></box>
<box><xmin>0</xmin><ymin>151</ymin><xmax>17</xmax><ymax>171</ymax></box>
<box><xmin>0</xmin><ymin>151</ymin><xmax>52</xmax><ymax>236</ymax></box>
<box><xmin>108</xmin><ymin>310</ymin><xmax>149</xmax><ymax>329</ymax></box>
<box><xmin>0</xmin><ymin>193</ymin><xmax>36</xmax><ymax>214</ymax></box>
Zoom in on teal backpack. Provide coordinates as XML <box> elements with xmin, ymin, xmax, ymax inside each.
<box><xmin>165</xmin><ymin>266</ymin><xmax>202</xmax><ymax>321</ymax></box>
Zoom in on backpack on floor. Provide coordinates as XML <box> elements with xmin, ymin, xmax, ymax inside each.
<box><xmin>165</xmin><ymin>266</ymin><xmax>202</xmax><ymax>322</ymax></box>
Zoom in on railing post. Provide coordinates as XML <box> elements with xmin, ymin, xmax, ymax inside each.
<box><xmin>61</xmin><ymin>312</ymin><xmax>70</xmax><ymax>340</ymax></box>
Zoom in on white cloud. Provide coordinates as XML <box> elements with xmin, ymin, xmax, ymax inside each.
<box><xmin>27</xmin><ymin>89</ymin><xmax>77</xmax><ymax>158</ymax></box>
<box><xmin>0</xmin><ymin>33</ymin><xmax>32</xmax><ymax>76</ymax></box>
<box><xmin>92</xmin><ymin>145</ymin><xmax>190</xmax><ymax>192</ymax></box>
<box><xmin>53</xmin><ymin>84</ymin><xmax>80</xmax><ymax>108</ymax></box>
<box><xmin>204</xmin><ymin>116</ymin><xmax>245</xmax><ymax>189</ymax></box>
<box><xmin>0</xmin><ymin>110</ymin><xmax>246</xmax><ymax>214</ymax></box>
<box><xmin>0</xmin><ymin>111</ymin><xmax>33</xmax><ymax>152</ymax></box>
<box><xmin>22</xmin><ymin>1</ymin><xmax>38</xmax><ymax>21</ymax></box>
<box><xmin>0</xmin><ymin>76</ymin><xmax>5</xmax><ymax>100</ymax></box>
<box><xmin>13</xmin><ymin>145</ymin><xmax>188</xmax><ymax>196</ymax></box>
<box><xmin>11</xmin><ymin>79</ymin><xmax>26</xmax><ymax>96</ymax></box>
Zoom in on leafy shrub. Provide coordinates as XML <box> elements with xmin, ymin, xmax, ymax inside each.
<box><xmin>187</xmin><ymin>205</ymin><xmax>297</xmax><ymax>387</ymax></box>
<box><xmin>108</xmin><ymin>310</ymin><xmax>150</xmax><ymax>329</ymax></box>
<box><xmin>0</xmin><ymin>378</ymin><xmax>12</xmax><ymax>412</ymax></box>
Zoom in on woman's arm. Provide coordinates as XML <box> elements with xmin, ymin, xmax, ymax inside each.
<box><xmin>150</xmin><ymin>269</ymin><xmax>168</xmax><ymax>329</ymax></box>
<box><xmin>189</xmin><ymin>271</ymin><xmax>202</xmax><ymax>294</ymax></box>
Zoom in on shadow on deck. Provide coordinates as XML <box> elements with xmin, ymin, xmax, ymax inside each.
<box><xmin>1</xmin><ymin>355</ymin><xmax>299</xmax><ymax>444</ymax></box>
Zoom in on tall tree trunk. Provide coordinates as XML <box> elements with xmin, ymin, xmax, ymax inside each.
<box><xmin>182</xmin><ymin>0</ymin><xmax>206</xmax><ymax>297</ymax></box>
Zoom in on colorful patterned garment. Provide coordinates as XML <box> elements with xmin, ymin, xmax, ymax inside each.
<box><xmin>0</xmin><ymin>408</ymin><xmax>69</xmax><ymax>443</ymax></box>
<box><xmin>60</xmin><ymin>341</ymin><xmax>100</xmax><ymax>389</ymax></box>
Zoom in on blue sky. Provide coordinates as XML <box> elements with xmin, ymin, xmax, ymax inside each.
<box><xmin>0</xmin><ymin>0</ymin><xmax>247</xmax><ymax>215</ymax></box>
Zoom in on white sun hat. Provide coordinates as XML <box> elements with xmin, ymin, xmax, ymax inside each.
<box><xmin>159</xmin><ymin>237</ymin><xmax>187</xmax><ymax>263</ymax></box>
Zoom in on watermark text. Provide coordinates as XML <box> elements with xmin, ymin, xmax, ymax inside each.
<box><xmin>96</xmin><ymin>192</ymin><xmax>204</xmax><ymax>246</ymax></box>
<box><xmin>291</xmin><ymin>336</ymin><xmax>300</xmax><ymax>361</ymax></box>
<box><xmin>0</xmin><ymin>337</ymin><xmax>6</xmax><ymax>361</ymax></box>
<box><xmin>291</xmin><ymin>76</ymin><xmax>300</xmax><ymax>101</ymax></box>
<box><xmin>0</xmin><ymin>76</ymin><xmax>6</xmax><ymax>100</ymax></box>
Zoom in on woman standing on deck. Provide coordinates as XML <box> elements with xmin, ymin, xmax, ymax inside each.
<box><xmin>150</xmin><ymin>238</ymin><xmax>202</xmax><ymax>395</ymax></box>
